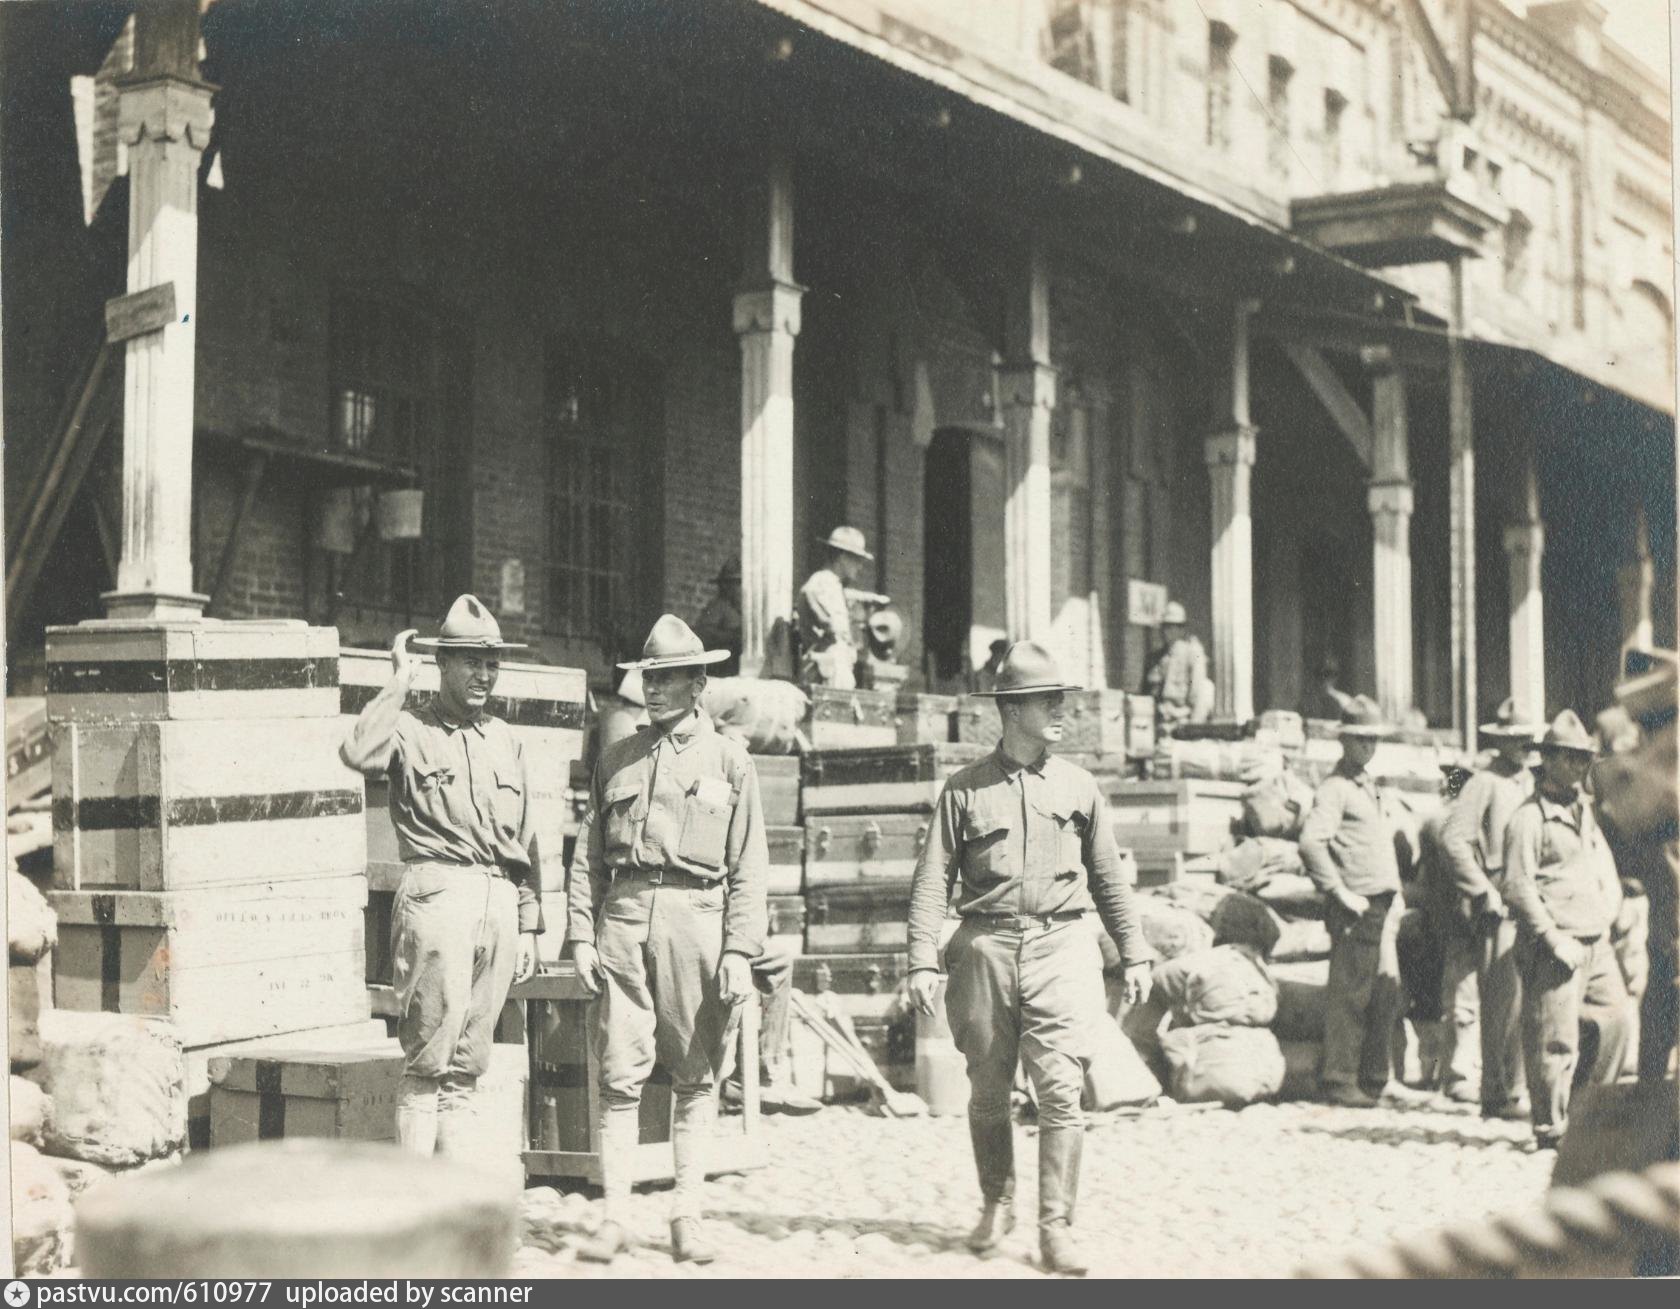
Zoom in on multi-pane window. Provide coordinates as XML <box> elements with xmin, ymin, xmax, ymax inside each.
<box><xmin>1044</xmin><ymin>0</ymin><xmax>1098</xmax><ymax>85</ymax></box>
<box><xmin>1267</xmin><ymin>56</ymin><xmax>1294</xmax><ymax>181</ymax></box>
<box><xmin>544</xmin><ymin>342</ymin><xmax>633</xmax><ymax>643</ymax></box>
<box><xmin>1207</xmin><ymin>23</ymin><xmax>1235</xmax><ymax>151</ymax></box>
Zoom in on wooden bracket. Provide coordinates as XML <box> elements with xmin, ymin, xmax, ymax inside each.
<box><xmin>1282</xmin><ymin>343</ymin><xmax>1372</xmax><ymax>470</ymax></box>
<box><xmin>105</xmin><ymin>283</ymin><xmax>177</xmax><ymax>344</ymax></box>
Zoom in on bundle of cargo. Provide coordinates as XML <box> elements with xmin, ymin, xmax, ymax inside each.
<box><xmin>7</xmin><ymin>696</ymin><xmax>52</xmax><ymax>811</ymax></box>
<box><xmin>1100</xmin><ymin>778</ymin><xmax>1244</xmax><ymax>883</ymax></box>
<box><xmin>1151</xmin><ymin>731</ymin><xmax>1286</xmax><ymax>783</ymax></box>
<box><xmin>1239</xmin><ymin>769</ymin><xmax>1316</xmax><ymax>840</ymax></box>
<box><xmin>895</xmin><ymin>692</ymin><xmax>957</xmax><ymax>745</ymax></box>
<box><xmin>956</xmin><ymin>689</ymin><xmax>1154</xmax><ymax>764</ymax></box>
<box><xmin>1270</xmin><ymin>958</ymin><xmax>1328</xmax><ymax>1100</ymax></box>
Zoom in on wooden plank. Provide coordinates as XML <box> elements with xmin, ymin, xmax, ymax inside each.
<box><xmin>104</xmin><ymin>283</ymin><xmax>177</xmax><ymax>344</ymax></box>
<box><xmin>1282</xmin><ymin>343</ymin><xmax>1372</xmax><ymax>470</ymax></box>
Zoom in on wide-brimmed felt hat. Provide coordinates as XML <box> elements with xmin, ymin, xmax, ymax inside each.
<box><xmin>821</xmin><ymin>525</ymin><xmax>874</xmax><ymax>561</ymax></box>
<box><xmin>616</xmin><ymin>614</ymin><xmax>732</xmax><ymax>672</ymax></box>
<box><xmin>1337</xmin><ymin>694</ymin><xmax>1392</xmax><ymax>738</ymax></box>
<box><xmin>1480</xmin><ymin>696</ymin><xmax>1542</xmax><ymax>743</ymax></box>
<box><xmin>1539</xmin><ymin>709</ymin><xmax>1596</xmax><ymax>755</ymax></box>
<box><xmin>411</xmin><ymin>594</ymin><xmax>527</xmax><ymax>652</ymax></box>
<box><xmin>970</xmin><ymin>641</ymin><xmax>1082</xmax><ymax>698</ymax></box>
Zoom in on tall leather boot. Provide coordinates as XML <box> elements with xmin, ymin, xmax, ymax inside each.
<box><xmin>670</xmin><ymin>1088</ymin><xmax>717</xmax><ymax>1264</ymax></box>
<box><xmin>576</xmin><ymin>1105</ymin><xmax>638</xmax><ymax>1264</ymax></box>
<box><xmin>1037</xmin><ymin>1127</ymin><xmax>1089</xmax><ymax>1276</ymax></box>
<box><xmin>965</xmin><ymin>1117</ymin><xmax>1016</xmax><ymax>1253</ymax></box>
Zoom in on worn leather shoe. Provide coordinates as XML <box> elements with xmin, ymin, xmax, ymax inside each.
<box><xmin>1322</xmin><ymin>1085</ymin><xmax>1380</xmax><ymax>1109</ymax></box>
<box><xmin>671</xmin><ymin>1217</ymin><xmax>717</xmax><ymax>1264</ymax></box>
<box><xmin>1481</xmin><ymin>1098</ymin><xmax>1532</xmax><ymax>1122</ymax></box>
<box><xmin>1040</xmin><ymin>1224</ymin><xmax>1090</xmax><ymax>1276</ymax></box>
<box><xmin>965</xmin><ymin>1200</ymin><xmax>1016</xmax><ymax>1254</ymax></box>
<box><xmin>575</xmin><ymin>1220</ymin><xmax>630</xmax><ymax>1264</ymax></box>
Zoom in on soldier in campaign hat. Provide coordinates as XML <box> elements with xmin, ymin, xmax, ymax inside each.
<box><xmin>340</xmin><ymin>595</ymin><xmax>542</xmax><ymax>1156</ymax></box>
<box><xmin>796</xmin><ymin>525</ymin><xmax>881</xmax><ymax>689</ymax></box>
<box><xmin>906</xmin><ymin>641</ymin><xmax>1153</xmax><ymax>1276</ymax></box>
<box><xmin>1144</xmin><ymin>599</ymin><xmax>1209</xmax><ymax>730</ymax></box>
<box><xmin>568</xmin><ymin>615</ymin><xmax>768</xmax><ymax>1264</ymax></box>
<box><xmin>1504</xmin><ymin>710</ymin><xmax>1631</xmax><ymax>1149</ymax></box>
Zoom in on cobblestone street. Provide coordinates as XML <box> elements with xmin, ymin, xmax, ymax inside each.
<box><xmin>514</xmin><ymin>1097</ymin><xmax>1554</xmax><ymax>1278</ymax></box>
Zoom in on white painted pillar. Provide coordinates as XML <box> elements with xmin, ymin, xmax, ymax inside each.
<box><xmin>1504</xmin><ymin>523</ymin><xmax>1545</xmax><ymax>723</ymax></box>
<box><xmin>1447</xmin><ymin>257</ymin><xmax>1477</xmax><ymax>753</ymax></box>
<box><xmin>1367</xmin><ymin>351</ymin><xmax>1413</xmax><ymax>723</ymax></box>
<box><xmin>1001</xmin><ymin>237</ymin><xmax>1055</xmax><ymax>644</ymax></box>
<box><xmin>734</xmin><ymin>152</ymin><xmax>803</xmax><ymax>678</ymax></box>
<box><xmin>104</xmin><ymin>18</ymin><xmax>214</xmax><ymax>620</ymax></box>
<box><xmin>1204</xmin><ymin>301</ymin><xmax>1257</xmax><ymax>721</ymax></box>
<box><xmin>1618</xmin><ymin>502</ymin><xmax>1655</xmax><ymax>655</ymax></box>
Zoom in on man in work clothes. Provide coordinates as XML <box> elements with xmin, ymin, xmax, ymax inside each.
<box><xmin>340</xmin><ymin>595</ymin><xmax>541</xmax><ymax>1156</ymax></box>
<box><xmin>1436</xmin><ymin>700</ymin><xmax>1540</xmax><ymax>1117</ymax></box>
<box><xmin>1144</xmin><ymin>600</ymin><xmax>1208</xmax><ymax>730</ymax></box>
<box><xmin>907</xmin><ymin>641</ymin><xmax>1153</xmax><ymax>1276</ymax></box>
<box><xmin>568</xmin><ymin>615</ymin><xmax>768</xmax><ymax>1264</ymax></box>
<box><xmin>796</xmin><ymin>525</ymin><xmax>882</xmax><ymax>689</ymax></box>
<box><xmin>1504</xmin><ymin>710</ymin><xmax>1631</xmax><ymax>1149</ymax></box>
<box><xmin>1299</xmin><ymin>696</ymin><xmax>1406</xmax><ymax>1108</ymax></box>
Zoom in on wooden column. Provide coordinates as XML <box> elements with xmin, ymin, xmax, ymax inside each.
<box><xmin>1086</xmin><ymin>380</ymin><xmax>1113</xmax><ymax>689</ymax></box>
<box><xmin>1000</xmin><ymin>236</ymin><xmax>1055</xmax><ymax>645</ymax></box>
<box><xmin>733</xmin><ymin>151</ymin><xmax>802</xmax><ymax>677</ymax></box>
<box><xmin>1505</xmin><ymin>442</ymin><xmax>1545</xmax><ymax>724</ymax></box>
<box><xmin>1447</xmin><ymin>257</ymin><xmax>1477</xmax><ymax>753</ymax></box>
<box><xmin>1618</xmin><ymin>502</ymin><xmax>1655</xmax><ymax>656</ymax></box>
<box><xmin>1366</xmin><ymin>348</ymin><xmax>1413</xmax><ymax>723</ymax></box>
<box><xmin>104</xmin><ymin>0</ymin><xmax>214</xmax><ymax>620</ymax></box>
<box><xmin>1204</xmin><ymin>301</ymin><xmax>1258</xmax><ymax>722</ymax></box>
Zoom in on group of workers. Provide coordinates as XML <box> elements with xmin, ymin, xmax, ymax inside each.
<box><xmin>338</xmin><ymin>523</ymin><xmax>1674</xmax><ymax>1276</ymax></box>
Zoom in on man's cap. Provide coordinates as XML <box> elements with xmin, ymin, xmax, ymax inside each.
<box><xmin>969</xmin><ymin>641</ymin><xmax>1082</xmax><ymax>698</ymax></box>
<box><xmin>1337</xmin><ymin>694</ymin><xmax>1392</xmax><ymax>738</ymax></box>
<box><xmin>616</xmin><ymin>614</ymin><xmax>732</xmax><ymax>672</ymax></box>
<box><xmin>1162</xmin><ymin>601</ymin><xmax>1188</xmax><ymax>626</ymax></box>
<box><xmin>411</xmin><ymin>594</ymin><xmax>527</xmax><ymax>652</ymax></box>
<box><xmin>1539</xmin><ymin>708</ymin><xmax>1597</xmax><ymax>755</ymax></box>
<box><xmin>1480</xmin><ymin>696</ymin><xmax>1543</xmax><ymax>743</ymax></box>
<box><xmin>822</xmin><ymin>525</ymin><xmax>874</xmax><ymax>561</ymax></box>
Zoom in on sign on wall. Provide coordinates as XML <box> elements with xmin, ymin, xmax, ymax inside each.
<box><xmin>1128</xmin><ymin>578</ymin><xmax>1168</xmax><ymax>627</ymax></box>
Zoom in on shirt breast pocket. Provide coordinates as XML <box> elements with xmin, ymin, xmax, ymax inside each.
<box><xmin>1033</xmin><ymin>794</ymin><xmax>1087</xmax><ymax>878</ymax></box>
<box><xmin>677</xmin><ymin>787</ymin><xmax>731</xmax><ymax>869</ymax></box>
<box><xmin>962</xmin><ymin>801</ymin><xmax>1013</xmax><ymax>884</ymax></box>
<box><xmin>601</xmin><ymin>780</ymin><xmax>645</xmax><ymax>851</ymax></box>
<box><xmin>491</xmin><ymin>767</ymin><xmax>524</xmax><ymax>838</ymax></box>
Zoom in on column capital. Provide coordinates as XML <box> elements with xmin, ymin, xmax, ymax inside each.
<box><xmin>732</xmin><ymin>279</ymin><xmax>804</xmax><ymax>337</ymax></box>
<box><xmin>1367</xmin><ymin>481</ymin><xmax>1414</xmax><ymax>516</ymax></box>
<box><xmin>118</xmin><ymin>74</ymin><xmax>216</xmax><ymax>150</ymax></box>
<box><xmin>1203</xmin><ymin>427</ymin><xmax>1257</xmax><ymax>468</ymax></box>
<box><xmin>999</xmin><ymin>361</ymin><xmax>1057</xmax><ymax>411</ymax></box>
<box><xmin>1503</xmin><ymin>521</ymin><xmax>1544</xmax><ymax>558</ymax></box>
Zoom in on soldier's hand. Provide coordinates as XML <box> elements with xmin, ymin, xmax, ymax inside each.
<box><xmin>1122</xmin><ymin>962</ymin><xmax>1153</xmax><ymax>1007</ymax></box>
<box><xmin>1334</xmin><ymin>888</ymin><xmax>1371</xmax><ymax>917</ymax></box>
<box><xmin>391</xmin><ymin>629</ymin><xmax>420</xmax><ymax>683</ymax></box>
<box><xmin>908</xmin><ymin>969</ymin><xmax>942</xmax><ymax>1017</ymax></box>
<box><xmin>513</xmin><ymin>932</ymin><xmax>538</xmax><ymax>985</ymax></box>
<box><xmin>718</xmin><ymin>952</ymin><xmax>753</xmax><ymax>1006</ymax></box>
<box><xmin>1549</xmin><ymin>935</ymin><xmax>1586</xmax><ymax>971</ymax></box>
<box><xmin>572</xmin><ymin>942</ymin><xmax>603</xmax><ymax>994</ymax></box>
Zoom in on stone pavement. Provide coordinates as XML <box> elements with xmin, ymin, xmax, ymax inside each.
<box><xmin>514</xmin><ymin>1097</ymin><xmax>1553</xmax><ymax>1278</ymax></box>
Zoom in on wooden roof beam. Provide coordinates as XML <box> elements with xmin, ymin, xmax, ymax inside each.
<box><xmin>1282</xmin><ymin>342</ymin><xmax>1372</xmax><ymax>470</ymax></box>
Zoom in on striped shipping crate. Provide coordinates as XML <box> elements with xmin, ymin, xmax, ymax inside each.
<box><xmin>1059</xmin><ymin>690</ymin><xmax>1156</xmax><ymax>760</ymax></box>
<box><xmin>1100</xmin><ymin>779</ymin><xmax>1245</xmax><ymax>873</ymax></box>
<box><xmin>801</xmin><ymin>744</ymin><xmax>987</xmax><ymax>816</ymax></box>
<box><xmin>208</xmin><ymin>1044</ymin><xmax>403</xmax><ymax>1146</ymax></box>
<box><xmin>804</xmin><ymin>880</ymin><xmax>912</xmax><ymax>954</ymax></box>
<box><xmin>50</xmin><ymin>717</ymin><xmax>364</xmax><ymax>892</ymax></box>
<box><xmin>767</xmin><ymin>825</ymin><xmax>804</xmax><ymax>896</ymax></box>
<box><xmin>45</xmin><ymin>622</ymin><xmax>340</xmax><ymax>724</ymax></box>
<box><xmin>803</xmin><ymin>814</ymin><xmax>930</xmax><ymax>888</ymax></box>
<box><xmin>52</xmin><ymin>877</ymin><xmax>370</xmax><ymax>1047</ymax></box>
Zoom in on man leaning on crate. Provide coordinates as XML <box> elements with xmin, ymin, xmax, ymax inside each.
<box><xmin>339</xmin><ymin>595</ymin><xmax>542</xmax><ymax>1157</ymax></box>
<box><xmin>906</xmin><ymin>640</ymin><xmax>1153</xmax><ymax>1277</ymax></box>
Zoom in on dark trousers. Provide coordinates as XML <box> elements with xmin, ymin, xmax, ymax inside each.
<box><xmin>1322</xmin><ymin>894</ymin><xmax>1400</xmax><ymax>1093</ymax></box>
<box><xmin>1477</xmin><ymin>916</ymin><xmax>1526</xmax><ymax>1106</ymax></box>
<box><xmin>1518</xmin><ymin>936</ymin><xmax>1631</xmax><ymax>1141</ymax></box>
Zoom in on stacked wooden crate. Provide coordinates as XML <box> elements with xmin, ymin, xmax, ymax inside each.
<box><xmin>44</xmin><ymin>620</ymin><xmax>387</xmax><ymax>1143</ymax></box>
<box><xmin>337</xmin><ymin>649</ymin><xmax>588</xmax><ymax>1010</ymax></box>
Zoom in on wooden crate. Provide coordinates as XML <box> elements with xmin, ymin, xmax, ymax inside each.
<box><xmin>792</xmin><ymin>951</ymin><xmax>909</xmax><ymax>1005</ymax></box>
<box><xmin>804</xmin><ymin>814</ymin><xmax>931</xmax><ymax>888</ymax></box>
<box><xmin>1101</xmin><ymin>779</ymin><xmax>1244</xmax><ymax>868</ymax></box>
<box><xmin>801</xmin><ymin>743</ymin><xmax>987</xmax><ymax>816</ymax></box>
<box><xmin>52</xmin><ymin>877</ymin><xmax>370</xmax><ymax>1047</ymax></box>
<box><xmin>805</xmin><ymin>880</ymin><xmax>912</xmax><ymax>954</ymax></box>
<box><xmin>753</xmin><ymin>755</ymin><xmax>800</xmax><ymax>827</ymax></box>
<box><xmin>767</xmin><ymin>894</ymin><xmax>807</xmax><ymax>939</ymax></box>
<box><xmin>953</xmin><ymin>698</ymin><xmax>996</xmax><ymax>748</ymax></box>
<box><xmin>50</xmin><ymin>717</ymin><xmax>365</xmax><ymax>892</ymax></box>
<box><xmin>766</xmin><ymin>824</ymin><xmax>804</xmax><ymax>896</ymax></box>
<box><xmin>6</xmin><ymin>696</ymin><xmax>51</xmax><ymax>806</ymax></box>
<box><xmin>45</xmin><ymin>622</ymin><xmax>340</xmax><ymax>724</ymax></box>
<box><xmin>803</xmin><ymin>687</ymin><xmax>897</xmax><ymax>749</ymax></box>
<box><xmin>207</xmin><ymin>1044</ymin><xmax>403</xmax><ymax>1146</ymax></box>
<box><xmin>894</xmin><ymin>693</ymin><xmax>956</xmax><ymax>745</ymax></box>
<box><xmin>1060</xmin><ymin>690</ymin><xmax>1151</xmax><ymax>759</ymax></box>
<box><xmin>512</xmin><ymin>965</ymin><xmax>766</xmax><ymax>1185</ymax></box>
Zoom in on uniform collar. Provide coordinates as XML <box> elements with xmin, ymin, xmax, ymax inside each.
<box><xmin>654</xmin><ymin>708</ymin><xmax>710</xmax><ymax>753</ymax></box>
<box><xmin>1335</xmin><ymin>758</ymin><xmax>1373</xmax><ymax>787</ymax></box>
<box><xmin>1535</xmin><ymin>788</ymin><xmax>1586</xmax><ymax>830</ymax></box>
<box><xmin>993</xmin><ymin>742</ymin><xmax>1050</xmax><ymax>778</ymax></box>
<box><xmin>424</xmin><ymin>701</ymin><xmax>488</xmax><ymax>735</ymax></box>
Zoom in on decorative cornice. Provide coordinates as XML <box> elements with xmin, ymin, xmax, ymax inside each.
<box><xmin>117</xmin><ymin>75</ymin><xmax>215</xmax><ymax>151</ymax></box>
<box><xmin>732</xmin><ymin>280</ymin><xmax>804</xmax><ymax>336</ymax></box>
<box><xmin>1615</xmin><ymin>172</ymin><xmax>1672</xmax><ymax>220</ymax></box>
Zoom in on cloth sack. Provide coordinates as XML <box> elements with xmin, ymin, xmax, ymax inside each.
<box><xmin>1208</xmin><ymin>893</ymin><xmax>1283</xmax><ymax>959</ymax></box>
<box><xmin>1156</xmin><ymin>943</ymin><xmax>1278</xmax><ymax>1028</ymax></box>
<box><xmin>1242</xmin><ymin>771</ymin><xmax>1316</xmax><ymax>840</ymax></box>
<box><xmin>1159</xmin><ymin>1024</ymin><xmax>1286</xmax><ymax>1107</ymax></box>
<box><xmin>699</xmin><ymin>677</ymin><xmax>811</xmax><ymax>754</ymax></box>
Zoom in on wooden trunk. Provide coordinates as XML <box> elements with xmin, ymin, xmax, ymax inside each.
<box><xmin>894</xmin><ymin>693</ymin><xmax>956</xmax><ymax>745</ymax></box>
<box><xmin>1060</xmin><ymin>689</ymin><xmax>1156</xmax><ymax>760</ymax></box>
<box><xmin>1101</xmin><ymin>779</ymin><xmax>1245</xmax><ymax>875</ymax></box>
<box><xmin>767</xmin><ymin>894</ymin><xmax>807</xmax><ymax>939</ymax></box>
<box><xmin>6</xmin><ymin>696</ymin><xmax>51</xmax><ymax>805</ymax></box>
<box><xmin>51</xmin><ymin>717</ymin><xmax>365</xmax><ymax>892</ymax></box>
<box><xmin>52</xmin><ymin>877</ymin><xmax>370</xmax><ymax>1047</ymax></box>
<box><xmin>207</xmin><ymin>1044</ymin><xmax>403</xmax><ymax>1146</ymax></box>
<box><xmin>801</xmin><ymin>744</ymin><xmax>987</xmax><ymax>816</ymax></box>
<box><xmin>513</xmin><ymin>965</ymin><xmax>766</xmax><ymax>1185</ymax></box>
<box><xmin>766</xmin><ymin>824</ymin><xmax>805</xmax><ymax>896</ymax></box>
<box><xmin>792</xmin><ymin>951</ymin><xmax>909</xmax><ymax>1007</ymax></box>
<box><xmin>953</xmin><ymin>698</ymin><xmax>997</xmax><ymax>748</ymax></box>
<box><xmin>803</xmin><ymin>687</ymin><xmax>897</xmax><ymax>749</ymax></box>
<box><xmin>753</xmin><ymin>755</ymin><xmax>801</xmax><ymax>827</ymax></box>
<box><xmin>803</xmin><ymin>814</ymin><xmax>931</xmax><ymax>888</ymax></box>
<box><xmin>804</xmin><ymin>880</ymin><xmax>913</xmax><ymax>954</ymax></box>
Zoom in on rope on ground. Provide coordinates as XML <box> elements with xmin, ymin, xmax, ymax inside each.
<box><xmin>1296</xmin><ymin>1162</ymin><xmax>1680</xmax><ymax>1279</ymax></box>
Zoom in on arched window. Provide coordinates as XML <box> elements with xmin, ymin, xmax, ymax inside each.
<box><xmin>1621</xmin><ymin>280</ymin><xmax>1675</xmax><ymax>388</ymax></box>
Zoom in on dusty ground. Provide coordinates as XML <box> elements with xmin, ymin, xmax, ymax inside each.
<box><xmin>514</xmin><ymin>1096</ymin><xmax>1553</xmax><ymax>1278</ymax></box>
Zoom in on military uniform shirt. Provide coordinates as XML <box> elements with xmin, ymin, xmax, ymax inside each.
<box><xmin>1299</xmin><ymin>760</ymin><xmax>1402</xmax><ymax>897</ymax></box>
<box><xmin>1503</xmin><ymin>791</ymin><xmax>1622</xmax><ymax>942</ymax></box>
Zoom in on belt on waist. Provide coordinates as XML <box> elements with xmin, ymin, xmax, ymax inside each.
<box><xmin>403</xmin><ymin>859</ymin><xmax>513</xmax><ymax>881</ymax></box>
<box><xmin>611</xmin><ymin>866</ymin><xmax>719</xmax><ymax>890</ymax></box>
<box><xmin>966</xmin><ymin>910</ymin><xmax>1085</xmax><ymax>927</ymax></box>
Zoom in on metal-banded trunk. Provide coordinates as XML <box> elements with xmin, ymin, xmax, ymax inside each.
<box><xmin>803</xmin><ymin>814</ymin><xmax>931</xmax><ymax>887</ymax></box>
<box><xmin>804</xmin><ymin>879</ymin><xmax>914</xmax><ymax>953</ymax></box>
<box><xmin>801</xmin><ymin>743</ymin><xmax>987</xmax><ymax>816</ymax></box>
<box><xmin>803</xmin><ymin>686</ymin><xmax>898</xmax><ymax>749</ymax></box>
